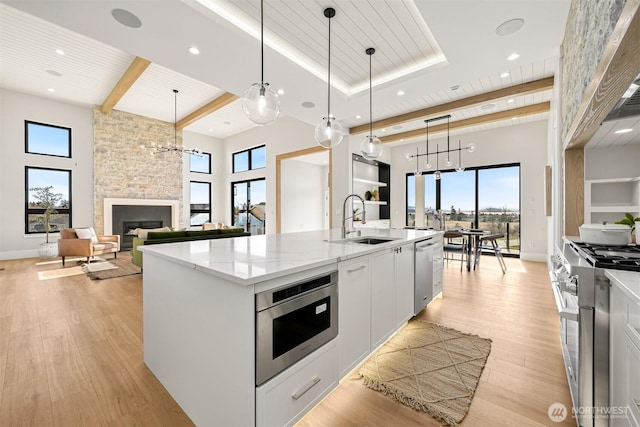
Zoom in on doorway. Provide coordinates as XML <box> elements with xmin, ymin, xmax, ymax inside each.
<box><xmin>276</xmin><ymin>146</ymin><xmax>332</xmax><ymax>234</ymax></box>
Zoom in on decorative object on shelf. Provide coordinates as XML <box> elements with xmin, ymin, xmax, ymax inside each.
<box><xmin>150</xmin><ymin>90</ymin><xmax>203</xmax><ymax>157</ymax></box>
<box><xmin>242</xmin><ymin>0</ymin><xmax>280</xmax><ymax>125</ymax></box>
<box><xmin>360</xmin><ymin>47</ymin><xmax>383</xmax><ymax>160</ymax></box>
<box><xmin>353</xmin><ymin>208</ymin><xmax>361</xmax><ymax>222</ymax></box>
<box><xmin>365</xmin><ymin>190</ymin><xmax>372</xmax><ymax>201</ymax></box>
<box><xmin>314</xmin><ymin>7</ymin><xmax>343</xmax><ymax>149</ymax></box>
<box><xmin>371</xmin><ymin>189</ymin><xmax>379</xmax><ymax>201</ymax></box>
<box><xmin>405</xmin><ymin>115</ymin><xmax>476</xmax><ymax>179</ymax></box>
<box><xmin>30</xmin><ymin>185</ymin><xmax>63</xmax><ymax>258</ymax></box>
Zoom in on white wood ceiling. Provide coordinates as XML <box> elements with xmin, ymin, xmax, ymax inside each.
<box><xmin>4</xmin><ymin>0</ymin><xmax>631</xmax><ymax>148</ymax></box>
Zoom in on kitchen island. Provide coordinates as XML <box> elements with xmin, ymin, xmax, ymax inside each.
<box><xmin>140</xmin><ymin>228</ymin><xmax>442</xmax><ymax>427</ymax></box>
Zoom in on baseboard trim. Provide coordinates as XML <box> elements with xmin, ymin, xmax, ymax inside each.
<box><xmin>519</xmin><ymin>252</ymin><xmax>548</xmax><ymax>262</ymax></box>
<box><xmin>0</xmin><ymin>249</ymin><xmax>38</xmax><ymax>260</ymax></box>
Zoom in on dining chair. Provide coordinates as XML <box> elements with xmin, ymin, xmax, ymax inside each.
<box><xmin>443</xmin><ymin>230</ymin><xmax>466</xmax><ymax>272</ymax></box>
<box><xmin>473</xmin><ymin>233</ymin><xmax>507</xmax><ymax>273</ymax></box>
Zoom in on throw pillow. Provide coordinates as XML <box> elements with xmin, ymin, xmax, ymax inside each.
<box><xmin>76</xmin><ymin>227</ymin><xmax>98</xmax><ymax>243</ymax></box>
<box><xmin>136</xmin><ymin>227</ymin><xmax>170</xmax><ymax>239</ymax></box>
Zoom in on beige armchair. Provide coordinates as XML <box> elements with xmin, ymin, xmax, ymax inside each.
<box><xmin>58</xmin><ymin>228</ymin><xmax>120</xmax><ymax>266</ymax></box>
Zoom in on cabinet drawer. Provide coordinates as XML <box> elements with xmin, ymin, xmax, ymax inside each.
<box><xmin>256</xmin><ymin>342</ymin><xmax>338</xmax><ymax>427</ymax></box>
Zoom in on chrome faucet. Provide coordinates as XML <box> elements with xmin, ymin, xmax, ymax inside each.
<box><xmin>342</xmin><ymin>194</ymin><xmax>366</xmax><ymax>238</ymax></box>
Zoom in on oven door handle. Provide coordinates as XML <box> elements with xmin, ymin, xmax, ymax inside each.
<box><xmin>551</xmin><ymin>280</ymin><xmax>579</xmax><ymax>321</ymax></box>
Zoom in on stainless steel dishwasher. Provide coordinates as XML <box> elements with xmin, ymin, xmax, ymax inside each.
<box><xmin>414</xmin><ymin>237</ymin><xmax>437</xmax><ymax>314</ymax></box>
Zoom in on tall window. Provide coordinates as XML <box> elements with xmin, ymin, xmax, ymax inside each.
<box><xmin>190</xmin><ymin>152</ymin><xmax>211</xmax><ymax>174</ymax></box>
<box><xmin>232</xmin><ymin>178</ymin><xmax>266</xmax><ymax>235</ymax></box>
<box><xmin>406</xmin><ymin>163</ymin><xmax>520</xmax><ymax>255</ymax></box>
<box><xmin>25</xmin><ymin>121</ymin><xmax>71</xmax><ymax>158</ymax></box>
<box><xmin>190</xmin><ymin>181</ymin><xmax>211</xmax><ymax>226</ymax></box>
<box><xmin>25</xmin><ymin>167</ymin><xmax>71</xmax><ymax>234</ymax></box>
<box><xmin>233</xmin><ymin>145</ymin><xmax>266</xmax><ymax>173</ymax></box>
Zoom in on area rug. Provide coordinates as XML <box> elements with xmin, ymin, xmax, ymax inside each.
<box><xmin>358</xmin><ymin>320</ymin><xmax>491</xmax><ymax>426</ymax></box>
<box><xmin>81</xmin><ymin>256</ymin><xmax>141</xmax><ymax>280</ymax></box>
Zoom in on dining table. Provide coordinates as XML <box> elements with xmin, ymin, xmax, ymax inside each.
<box><xmin>453</xmin><ymin>228</ymin><xmax>491</xmax><ymax>271</ymax></box>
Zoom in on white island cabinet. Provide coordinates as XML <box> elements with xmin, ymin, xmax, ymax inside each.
<box><xmin>607</xmin><ymin>270</ymin><xmax>640</xmax><ymax>427</ymax></box>
<box><xmin>140</xmin><ymin>228</ymin><xmax>442</xmax><ymax>427</ymax></box>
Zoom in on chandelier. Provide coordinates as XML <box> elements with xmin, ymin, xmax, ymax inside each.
<box><xmin>406</xmin><ymin>114</ymin><xmax>475</xmax><ymax>179</ymax></box>
<box><xmin>152</xmin><ymin>89</ymin><xmax>203</xmax><ymax>157</ymax></box>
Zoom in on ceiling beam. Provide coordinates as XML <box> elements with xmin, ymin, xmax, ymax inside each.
<box><xmin>100</xmin><ymin>56</ymin><xmax>151</xmax><ymax>114</ymax></box>
<box><xmin>176</xmin><ymin>92</ymin><xmax>238</xmax><ymax>130</ymax></box>
<box><xmin>349</xmin><ymin>76</ymin><xmax>554</xmax><ymax>135</ymax></box>
<box><xmin>379</xmin><ymin>102</ymin><xmax>551</xmax><ymax>144</ymax></box>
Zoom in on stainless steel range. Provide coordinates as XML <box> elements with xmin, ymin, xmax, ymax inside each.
<box><xmin>551</xmin><ymin>240</ymin><xmax>640</xmax><ymax>427</ymax></box>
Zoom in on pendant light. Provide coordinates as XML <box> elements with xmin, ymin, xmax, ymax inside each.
<box><xmin>242</xmin><ymin>0</ymin><xmax>280</xmax><ymax>125</ymax></box>
<box><xmin>314</xmin><ymin>7</ymin><xmax>343</xmax><ymax>149</ymax></box>
<box><xmin>360</xmin><ymin>48</ymin><xmax>383</xmax><ymax>160</ymax></box>
<box><xmin>152</xmin><ymin>89</ymin><xmax>202</xmax><ymax>157</ymax></box>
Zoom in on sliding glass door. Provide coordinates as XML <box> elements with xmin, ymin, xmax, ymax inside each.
<box><xmin>232</xmin><ymin>178</ymin><xmax>266</xmax><ymax>235</ymax></box>
<box><xmin>406</xmin><ymin>163</ymin><xmax>520</xmax><ymax>256</ymax></box>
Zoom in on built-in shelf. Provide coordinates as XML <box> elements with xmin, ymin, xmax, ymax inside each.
<box><xmin>584</xmin><ymin>175</ymin><xmax>640</xmax><ymax>224</ymax></box>
<box><xmin>353</xmin><ymin>178</ymin><xmax>387</xmax><ymax>187</ymax></box>
<box><xmin>590</xmin><ymin>205</ymin><xmax>640</xmax><ymax>212</ymax></box>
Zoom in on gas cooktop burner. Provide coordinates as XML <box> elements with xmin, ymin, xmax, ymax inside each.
<box><xmin>570</xmin><ymin>241</ymin><xmax>640</xmax><ymax>272</ymax></box>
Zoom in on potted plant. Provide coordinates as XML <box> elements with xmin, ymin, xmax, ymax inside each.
<box><xmin>371</xmin><ymin>189</ymin><xmax>379</xmax><ymax>201</ymax></box>
<box><xmin>615</xmin><ymin>213</ymin><xmax>640</xmax><ymax>244</ymax></box>
<box><xmin>30</xmin><ymin>185</ymin><xmax>63</xmax><ymax>258</ymax></box>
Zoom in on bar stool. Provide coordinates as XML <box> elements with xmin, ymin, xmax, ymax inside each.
<box><xmin>474</xmin><ymin>233</ymin><xmax>507</xmax><ymax>273</ymax></box>
<box><xmin>443</xmin><ymin>230</ymin><xmax>466</xmax><ymax>272</ymax></box>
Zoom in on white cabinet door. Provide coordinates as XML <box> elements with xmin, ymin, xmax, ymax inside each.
<box><xmin>433</xmin><ymin>237</ymin><xmax>444</xmax><ymax>297</ymax></box>
<box><xmin>395</xmin><ymin>243</ymin><xmax>415</xmax><ymax>327</ymax></box>
<box><xmin>337</xmin><ymin>256</ymin><xmax>371</xmax><ymax>378</ymax></box>
<box><xmin>370</xmin><ymin>249</ymin><xmax>395</xmax><ymax>349</ymax></box>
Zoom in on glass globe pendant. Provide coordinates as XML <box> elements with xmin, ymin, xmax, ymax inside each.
<box><xmin>315</xmin><ymin>8</ymin><xmax>343</xmax><ymax>148</ymax></box>
<box><xmin>360</xmin><ymin>47</ymin><xmax>383</xmax><ymax>160</ymax></box>
<box><xmin>242</xmin><ymin>83</ymin><xmax>280</xmax><ymax>125</ymax></box>
<box><xmin>455</xmin><ymin>140</ymin><xmax>465</xmax><ymax>172</ymax></box>
<box><xmin>242</xmin><ymin>0</ymin><xmax>280</xmax><ymax>126</ymax></box>
<box><xmin>361</xmin><ymin>134</ymin><xmax>383</xmax><ymax>160</ymax></box>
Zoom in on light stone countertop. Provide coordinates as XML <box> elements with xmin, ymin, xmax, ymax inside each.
<box><xmin>606</xmin><ymin>269</ymin><xmax>640</xmax><ymax>302</ymax></box>
<box><xmin>139</xmin><ymin>228</ymin><xmax>441</xmax><ymax>285</ymax></box>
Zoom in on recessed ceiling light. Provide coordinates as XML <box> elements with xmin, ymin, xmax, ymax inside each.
<box><xmin>450</xmin><ymin>85</ymin><xmax>460</xmax><ymax>91</ymax></box>
<box><xmin>496</xmin><ymin>18</ymin><xmax>524</xmax><ymax>36</ymax></box>
<box><xmin>512</xmin><ymin>117</ymin><xmax>518</xmax><ymax>120</ymax></box>
<box><xmin>507</xmin><ymin>53</ymin><xmax>520</xmax><ymax>61</ymax></box>
<box><xmin>400</xmin><ymin>138</ymin><xmax>404</xmax><ymax>142</ymax></box>
<box><xmin>381</xmin><ymin>128</ymin><xmax>387</xmax><ymax>132</ymax></box>
<box><xmin>614</xmin><ymin>128</ymin><xmax>633</xmax><ymax>134</ymax></box>
<box><xmin>277</xmin><ymin>89</ymin><xmax>284</xmax><ymax>95</ymax></box>
<box><xmin>500</xmin><ymin>72</ymin><xmax>510</xmax><ymax>78</ymax></box>
<box><xmin>481</xmin><ymin>104</ymin><xmax>496</xmax><ymax>110</ymax></box>
<box><xmin>188</xmin><ymin>46</ymin><xmax>200</xmax><ymax>55</ymax></box>
<box><xmin>55</xmin><ymin>49</ymin><xmax>65</xmax><ymax>55</ymax></box>
<box><xmin>392</xmin><ymin>125</ymin><xmax>403</xmax><ymax>130</ymax></box>
<box><xmin>47</xmin><ymin>88</ymin><xmax>55</xmax><ymax>92</ymax></box>
<box><xmin>507</xmin><ymin>98</ymin><xmax>515</xmax><ymax>103</ymax></box>
<box><xmin>111</xmin><ymin>8</ymin><xmax>142</xmax><ymax>28</ymax></box>
<box><xmin>397</xmin><ymin>90</ymin><xmax>405</xmax><ymax>96</ymax></box>
<box><xmin>46</xmin><ymin>69</ymin><xmax>62</xmax><ymax>77</ymax></box>
<box><xmin>355</xmin><ymin>114</ymin><xmax>362</xmax><ymax>119</ymax></box>
<box><xmin>209</xmin><ymin>128</ymin><xmax>214</xmax><ymax>132</ymax></box>
<box><xmin>223</xmin><ymin>121</ymin><xmax>232</xmax><ymax>125</ymax></box>
<box><xmin>301</xmin><ymin>101</ymin><xmax>315</xmax><ymax>108</ymax></box>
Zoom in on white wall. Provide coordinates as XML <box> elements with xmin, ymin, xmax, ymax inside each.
<box><xmin>0</xmin><ymin>89</ymin><xmax>94</xmax><ymax>260</ymax></box>
<box><xmin>390</xmin><ymin>120</ymin><xmax>550</xmax><ymax>261</ymax></box>
<box><xmin>280</xmin><ymin>159</ymin><xmax>326</xmax><ymax>233</ymax></box>
<box><xmin>182</xmin><ymin>131</ymin><xmax>225</xmax><ymax>227</ymax></box>
<box><xmin>222</xmin><ymin>116</ymin><xmax>323</xmax><ymax>234</ymax></box>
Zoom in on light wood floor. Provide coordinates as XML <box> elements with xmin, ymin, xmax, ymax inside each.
<box><xmin>0</xmin><ymin>254</ymin><xmax>574</xmax><ymax>426</ymax></box>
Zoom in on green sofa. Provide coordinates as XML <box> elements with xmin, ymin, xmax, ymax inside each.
<box><xmin>131</xmin><ymin>228</ymin><xmax>250</xmax><ymax>268</ymax></box>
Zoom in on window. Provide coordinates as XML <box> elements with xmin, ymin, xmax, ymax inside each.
<box><xmin>190</xmin><ymin>152</ymin><xmax>211</xmax><ymax>174</ymax></box>
<box><xmin>25</xmin><ymin>121</ymin><xmax>71</xmax><ymax>158</ymax></box>
<box><xmin>25</xmin><ymin>167</ymin><xmax>71</xmax><ymax>234</ymax></box>
<box><xmin>406</xmin><ymin>163</ymin><xmax>520</xmax><ymax>255</ymax></box>
<box><xmin>190</xmin><ymin>181</ymin><xmax>211</xmax><ymax>226</ymax></box>
<box><xmin>233</xmin><ymin>145</ymin><xmax>266</xmax><ymax>173</ymax></box>
<box><xmin>232</xmin><ymin>178</ymin><xmax>266</xmax><ymax>235</ymax></box>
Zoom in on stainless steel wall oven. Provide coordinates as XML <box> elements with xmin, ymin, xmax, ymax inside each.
<box><xmin>255</xmin><ymin>271</ymin><xmax>338</xmax><ymax>386</ymax></box>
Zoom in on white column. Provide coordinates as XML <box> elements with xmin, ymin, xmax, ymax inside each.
<box><xmin>414</xmin><ymin>174</ymin><xmax>425</xmax><ymax>228</ymax></box>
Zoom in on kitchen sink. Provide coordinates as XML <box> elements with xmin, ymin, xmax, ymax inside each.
<box><xmin>326</xmin><ymin>236</ymin><xmax>399</xmax><ymax>245</ymax></box>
